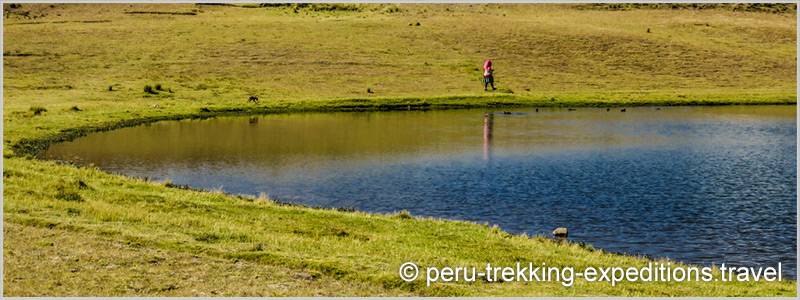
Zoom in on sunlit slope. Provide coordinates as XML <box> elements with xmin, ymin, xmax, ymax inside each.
<box><xmin>3</xmin><ymin>3</ymin><xmax>797</xmax><ymax>296</ymax></box>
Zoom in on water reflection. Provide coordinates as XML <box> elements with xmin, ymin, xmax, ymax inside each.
<box><xmin>41</xmin><ymin>105</ymin><xmax>797</xmax><ymax>278</ymax></box>
<box><xmin>483</xmin><ymin>113</ymin><xmax>493</xmax><ymax>162</ymax></box>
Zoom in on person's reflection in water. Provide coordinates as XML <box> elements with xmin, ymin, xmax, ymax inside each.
<box><xmin>483</xmin><ymin>113</ymin><xmax>493</xmax><ymax>162</ymax></box>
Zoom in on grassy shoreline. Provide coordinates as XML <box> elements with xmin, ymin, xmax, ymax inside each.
<box><xmin>9</xmin><ymin>92</ymin><xmax>797</xmax><ymax>158</ymax></box>
<box><xmin>4</xmin><ymin>3</ymin><xmax>797</xmax><ymax>296</ymax></box>
<box><xmin>4</xmin><ymin>155</ymin><xmax>797</xmax><ymax>296</ymax></box>
<box><xmin>4</xmin><ymin>95</ymin><xmax>797</xmax><ymax>296</ymax></box>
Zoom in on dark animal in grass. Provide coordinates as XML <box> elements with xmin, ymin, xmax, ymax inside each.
<box><xmin>607</xmin><ymin>108</ymin><xmax>610</xmax><ymax>112</ymax></box>
<box><xmin>247</xmin><ymin>96</ymin><xmax>259</xmax><ymax>103</ymax></box>
<box><xmin>503</xmin><ymin>111</ymin><xmax>511</xmax><ymax>115</ymax></box>
<box><xmin>621</xmin><ymin>108</ymin><xmax>626</xmax><ymax>112</ymax></box>
<box><xmin>535</xmin><ymin>108</ymin><xmax>539</xmax><ymax>112</ymax></box>
<box><xmin>568</xmin><ymin>108</ymin><xmax>576</xmax><ymax>111</ymax></box>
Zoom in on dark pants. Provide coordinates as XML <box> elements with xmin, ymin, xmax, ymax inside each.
<box><xmin>484</xmin><ymin>76</ymin><xmax>495</xmax><ymax>89</ymax></box>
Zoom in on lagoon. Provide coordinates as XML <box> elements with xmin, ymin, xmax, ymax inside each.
<box><xmin>42</xmin><ymin>105</ymin><xmax>797</xmax><ymax>277</ymax></box>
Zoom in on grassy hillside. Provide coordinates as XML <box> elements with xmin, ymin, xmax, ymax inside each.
<box><xmin>3</xmin><ymin>3</ymin><xmax>797</xmax><ymax>296</ymax></box>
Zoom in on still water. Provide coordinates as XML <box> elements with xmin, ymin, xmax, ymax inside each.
<box><xmin>43</xmin><ymin>105</ymin><xmax>797</xmax><ymax>277</ymax></box>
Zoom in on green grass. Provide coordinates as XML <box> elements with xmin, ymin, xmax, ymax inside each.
<box><xmin>3</xmin><ymin>3</ymin><xmax>797</xmax><ymax>296</ymax></box>
<box><xmin>4</xmin><ymin>158</ymin><xmax>797</xmax><ymax>296</ymax></box>
<box><xmin>3</xmin><ymin>222</ymin><xmax>408</xmax><ymax>296</ymax></box>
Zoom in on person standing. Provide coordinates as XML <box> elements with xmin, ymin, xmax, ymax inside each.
<box><xmin>483</xmin><ymin>60</ymin><xmax>496</xmax><ymax>91</ymax></box>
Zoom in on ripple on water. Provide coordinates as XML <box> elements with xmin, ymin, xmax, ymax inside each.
<box><xmin>42</xmin><ymin>106</ymin><xmax>797</xmax><ymax>278</ymax></box>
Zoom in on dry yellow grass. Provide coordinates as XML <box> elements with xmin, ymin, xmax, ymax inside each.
<box><xmin>3</xmin><ymin>3</ymin><xmax>797</xmax><ymax>296</ymax></box>
<box><xmin>3</xmin><ymin>222</ymin><xmax>410</xmax><ymax>296</ymax></box>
